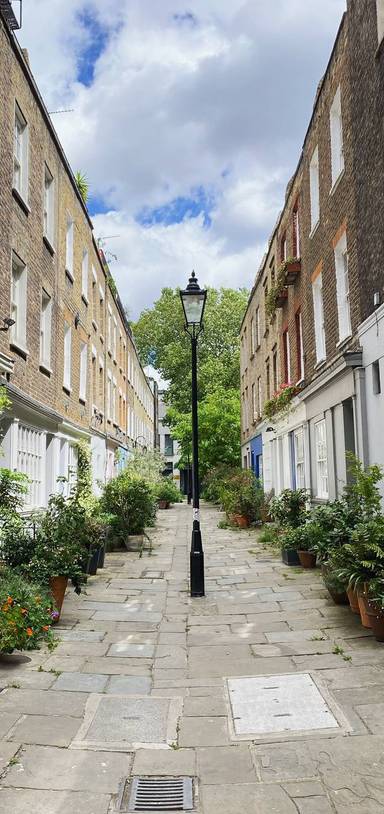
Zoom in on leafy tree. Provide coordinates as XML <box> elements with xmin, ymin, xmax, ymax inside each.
<box><xmin>133</xmin><ymin>286</ymin><xmax>248</xmax><ymax>414</ymax></box>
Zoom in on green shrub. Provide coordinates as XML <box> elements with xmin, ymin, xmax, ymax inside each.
<box><xmin>202</xmin><ymin>465</ymin><xmax>237</xmax><ymax>503</ymax></box>
<box><xmin>280</xmin><ymin>521</ymin><xmax>323</xmax><ymax>553</ymax></box>
<box><xmin>220</xmin><ymin>470</ymin><xmax>264</xmax><ymax>523</ymax></box>
<box><xmin>330</xmin><ymin>516</ymin><xmax>384</xmax><ymax>590</ymax></box>
<box><xmin>101</xmin><ymin>472</ymin><xmax>156</xmax><ymax>541</ymax></box>
<box><xmin>269</xmin><ymin>488</ymin><xmax>308</xmax><ymax>528</ymax></box>
<box><xmin>0</xmin><ymin>569</ymin><xmax>55</xmax><ymax>654</ymax></box>
<box><xmin>0</xmin><ymin>469</ymin><xmax>28</xmax><ymax>515</ymax></box>
<box><xmin>155</xmin><ymin>478</ymin><xmax>183</xmax><ymax>504</ymax></box>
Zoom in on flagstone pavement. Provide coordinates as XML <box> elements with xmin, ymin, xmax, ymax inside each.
<box><xmin>1</xmin><ymin>502</ymin><xmax>384</xmax><ymax>813</ymax></box>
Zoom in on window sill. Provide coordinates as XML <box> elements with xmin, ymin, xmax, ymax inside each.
<box><xmin>100</xmin><ymin>335</ymin><xmax>104</xmax><ymax>344</ymax></box>
<box><xmin>329</xmin><ymin>168</ymin><xmax>345</xmax><ymax>196</ymax></box>
<box><xmin>10</xmin><ymin>341</ymin><xmax>28</xmax><ymax>359</ymax></box>
<box><xmin>39</xmin><ymin>363</ymin><xmax>52</xmax><ymax>377</ymax></box>
<box><xmin>63</xmin><ymin>385</ymin><xmax>72</xmax><ymax>395</ymax></box>
<box><xmin>65</xmin><ymin>268</ymin><xmax>74</xmax><ymax>284</ymax></box>
<box><xmin>336</xmin><ymin>334</ymin><xmax>352</xmax><ymax>349</ymax></box>
<box><xmin>296</xmin><ymin>377</ymin><xmax>305</xmax><ymax>387</ymax></box>
<box><xmin>12</xmin><ymin>187</ymin><xmax>30</xmax><ymax>215</ymax></box>
<box><xmin>43</xmin><ymin>235</ymin><xmax>55</xmax><ymax>256</ymax></box>
<box><xmin>92</xmin><ymin>319</ymin><xmax>98</xmax><ymax>331</ymax></box>
<box><xmin>314</xmin><ymin>358</ymin><xmax>326</xmax><ymax>371</ymax></box>
<box><xmin>309</xmin><ymin>220</ymin><xmax>320</xmax><ymax>240</ymax></box>
<box><xmin>79</xmin><ymin>397</ymin><xmax>86</xmax><ymax>405</ymax></box>
<box><xmin>81</xmin><ymin>295</ymin><xmax>89</xmax><ymax>307</ymax></box>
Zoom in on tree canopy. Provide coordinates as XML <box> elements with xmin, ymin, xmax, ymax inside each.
<box><xmin>133</xmin><ymin>285</ymin><xmax>248</xmax><ymax>478</ymax></box>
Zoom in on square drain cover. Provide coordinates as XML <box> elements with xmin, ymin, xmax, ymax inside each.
<box><xmin>228</xmin><ymin>673</ymin><xmax>339</xmax><ymax>737</ymax></box>
<box><xmin>126</xmin><ymin>777</ymin><xmax>193</xmax><ymax>811</ymax></box>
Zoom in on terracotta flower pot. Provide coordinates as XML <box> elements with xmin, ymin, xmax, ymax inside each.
<box><xmin>297</xmin><ymin>550</ymin><xmax>317</xmax><ymax>569</ymax></box>
<box><xmin>49</xmin><ymin>576</ymin><xmax>68</xmax><ymax>623</ymax></box>
<box><xmin>232</xmin><ymin>513</ymin><xmax>250</xmax><ymax>529</ymax></box>
<box><xmin>158</xmin><ymin>500</ymin><xmax>169</xmax><ymax>509</ymax></box>
<box><xmin>370</xmin><ymin>611</ymin><xmax>384</xmax><ymax>642</ymax></box>
<box><xmin>347</xmin><ymin>585</ymin><xmax>360</xmax><ymax>615</ymax></box>
<box><xmin>357</xmin><ymin>591</ymin><xmax>372</xmax><ymax>628</ymax></box>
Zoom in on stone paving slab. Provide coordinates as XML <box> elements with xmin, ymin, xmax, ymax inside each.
<box><xmin>0</xmin><ymin>789</ymin><xmax>112</xmax><ymax>814</ymax></box>
<box><xmin>2</xmin><ymin>744</ymin><xmax>132</xmax><ymax>792</ymax></box>
<box><xmin>7</xmin><ymin>713</ymin><xmax>81</xmax><ymax>746</ymax></box>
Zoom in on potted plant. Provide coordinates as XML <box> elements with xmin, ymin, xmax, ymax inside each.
<box><xmin>283</xmin><ymin>256</ymin><xmax>301</xmax><ymax>284</ymax></box>
<box><xmin>220</xmin><ymin>470</ymin><xmax>264</xmax><ymax>528</ymax></box>
<box><xmin>288</xmin><ymin>522</ymin><xmax>320</xmax><ymax>569</ymax></box>
<box><xmin>155</xmin><ymin>478</ymin><xmax>183</xmax><ymax>509</ymax></box>
<box><xmin>269</xmin><ymin>488</ymin><xmax>309</xmax><ymax>565</ymax></box>
<box><xmin>366</xmin><ymin>578</ymin><xmax>384</xmax><ymax>641</ymax></box>
<box><xmin>321</xmin><ymin>563</ymin><xmax>349</xmax><ymax>605</ymax></box>
<box><xmin>101</xmin><ymin>472</ymin><xmax>156</xmax><ymax>550</ymax></box>
<box><xmin>0</xmin><ymin>568</ymin><xmax>56</xmax><ymax>655</ymax></box>
<box><xmin>330</xmin><ymin>517</ymin><xmax>384</xmax><ymax>625</ymax></box>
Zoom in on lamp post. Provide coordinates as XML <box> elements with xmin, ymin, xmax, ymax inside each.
<box><xmin>180</xmin><ymin>271</ymin><xmax>207</xmax><ymax>597</ymax></box>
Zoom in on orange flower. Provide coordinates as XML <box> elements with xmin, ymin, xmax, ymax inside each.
<box><xmin>42</xmin><ymin>625</ymin><xmax>49</xmax><ymax>631</ymax></box>
<box><xmin>7</xmin><ymin>596</ymin><xmax>13</xmax><ymax>605</ymax></box>
<box><xmin>21</xmin><ymin>608</ymin><xmax>27</xmax><ymax>615</ymax></box>
<box><xmin>26</xmin><ymin>628</ymin><xmax>33</xmax><ymax>636</ymax></box>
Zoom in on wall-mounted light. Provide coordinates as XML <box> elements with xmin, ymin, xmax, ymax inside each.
<box><xmin>0</xmin><ymin>317</ymin><xmax>16</xmax><ymax>333</ymax></box>
<box><xmin>266</xmin><ymin>426</ymin><xmax>275</xmax><ymax>433</ymax></box>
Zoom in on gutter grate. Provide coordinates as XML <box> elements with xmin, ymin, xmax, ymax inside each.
<box><xmin>127</xmin><ymin>777</ymin><xmax>193</xmax><ymax>811</ymax></box>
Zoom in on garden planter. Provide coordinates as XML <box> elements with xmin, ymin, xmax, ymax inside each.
<box><xmin>49</xmin><ymin>576</ymin><xmax>68</xmax><ymax>622</ymax></box>
<box><xmin>298</xmin><ymin>550</ymin><xmax>317</xmax><ymax>569</ymax></box>
<box><xmin>231</xmin><ymin>514</ymin><xmax>250</xmax><ymax>529</ymax></box>
<box><xmin>276</xmin><ymin>289</ymin><xmax>288</xmax><ymax>308</ymax></box>
<box><xmin>97</xmin><ymin>540</ymin><xmax>106</xmax><ymax>569</ymax></box>
<box><xmin>158</xmin><ymin>500</ymin><xmax>170</xmax><ymax>509</ymax></box>
<box><xmin>347</xmin><ymin>585</ymin><xmax>360</xmax><ymax>615</ymax></box>
<box><xmin>357</xmin><ymin>589</ymin><xmax>373</xmax><ymax>629</ymax></box>
<box><xmin>281</xmin><ymin>548</ymin><xmax>300</xmax><ymax>566</ymax></box>
<box><xmin>370</xmin><ymin>611</ymin><xmax>384</xmax><ymax>642</ymax></box>
<box><xmin>87</xmin><ymin>548</ymin><xmax>100</xmax><ymax>576</ymax></box>
<box><xmin>284</xmin><ymin>260</ymin><xmax>301</xmax><ymax>285</ymax></box>
<box><xmin>326</xmin><ymin>585</ymin><xmax>349</xmax><ymax>605</ymax></box>
<box><xmin>124</xmin><ymin>534</ymin><xmax>144</xmax><ymax>551</ymax></box>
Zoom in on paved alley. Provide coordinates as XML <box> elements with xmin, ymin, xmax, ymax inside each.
<box><xmin>1</xmin><ymin>502</ymin><xmax>384</xmax><ymax>813</ymax></box>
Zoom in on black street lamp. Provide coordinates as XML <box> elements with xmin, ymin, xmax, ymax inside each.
<box><xmin>180</xmin><ymin>271</ymin><xmax>207</xmax><ymax>597</ymax></box>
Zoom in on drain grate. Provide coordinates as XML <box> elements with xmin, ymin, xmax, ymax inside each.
<box><xmin>127</xmin><ymin>777</ymin><xmax>193</xmax><ymax>811</ymax></box>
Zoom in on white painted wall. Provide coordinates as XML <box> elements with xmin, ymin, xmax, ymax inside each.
<box><xmin>359</xmin><ymin>304</ymin><xmax>384</xmax><ymax>500</ymax></box>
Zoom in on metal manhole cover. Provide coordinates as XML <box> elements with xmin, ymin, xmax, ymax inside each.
<box><xmin>228</xmin><ymin>673</ymin><xmax>340</xmax><ymax>737</ymax></box>
<box><xmin>125</xmin><ymin>777</ymin><xmax>193</xmax><ymax>811</ymax></box>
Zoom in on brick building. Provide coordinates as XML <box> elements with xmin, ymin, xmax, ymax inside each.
<box><xmin>241</xmin><ymin>3</ymin><xmax>384</xmax><ymax>501</ymax></box>
<box><xmin>0</xmin><ymin>3</ymin><xmax>155</xmax><ymax>508</ymax></box>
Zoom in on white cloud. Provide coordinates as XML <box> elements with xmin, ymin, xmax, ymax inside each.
<box><xmin>18</xmin><ymin>0</ymin><xmax>346</xmax><ymax>316</ymax></box>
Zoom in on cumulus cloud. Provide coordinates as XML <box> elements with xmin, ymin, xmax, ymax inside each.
<box><xmin>18</xmin><ymin>0</ymin><xmax>346</xmax><ymax>317</ymax></box>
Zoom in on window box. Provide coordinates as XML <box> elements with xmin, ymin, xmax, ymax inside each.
<box><xmin>284</xmin><ymin>257</ymin><xmax>301</xmax><ymax>285</ymax></box>
<box><xmin>275</xmin><ymin>288</ymin><xmax>288</xmax><ymax>308</ymax></box>
<box><xmin>263</xmin><ymin>383</ymin><xmax>298</xmax><ymax>420</ymax></box>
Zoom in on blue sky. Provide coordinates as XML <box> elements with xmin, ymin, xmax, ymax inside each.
<box><xmin>19</xmin><ymin>0</ymin><xmax>347</xmax><ymax>318</ymax></box>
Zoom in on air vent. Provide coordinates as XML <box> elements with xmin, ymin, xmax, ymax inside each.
<box><xmin>127</xmin><ymin>777</ymin><xmax>193</xmax><ymax>811</ymax></box>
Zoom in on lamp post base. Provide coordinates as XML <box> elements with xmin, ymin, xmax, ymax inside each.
<box><xmin>190</xmin><ymin>527</ymin><xmax>205</xmax><ymax>597</ymax></box>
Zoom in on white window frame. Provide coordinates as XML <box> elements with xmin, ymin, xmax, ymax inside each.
<box><xmin>79</xmin><ymin>341</ymin><xmax>87</xmax><ymax>402</ymax></box>
<box><xmin>63</xmin><ymin>321</ymin><xmax>72</xmax><ymax>391</ymax></box>
<box><xmin>257</xmin><ymin>376</ymin><xmax>262</xmax><ymax>417</ymax></box>
<box><xmin>296</xmin><ymin>310</ymin><xmax>305</xmax><ymax>383</ymax></box>
<box><xmin>293</xmin><ymin>206</ymin><xmax>300</xmax><ymax>257</ymax></box>
<box><xmin>65</xmin><ymin>215</ymin><xmax>74</xmax><ymax>278</ymax></box>
<box><xmin>309</xmin><ymin>146</ymin><xmax>320</xmax><ymax>233</ymax></box>
<box><xmin>334</xmin><ymin>231</ymin><xmax>351</xmax><ymax>343</ymax></box>
<box><xmin>255</xmin><ymin>306</ymin><xmax>260</xmax><ymax>348</ymax></box>
<box><xmin>312</xmin><ymin>273</ymin><xmax>326</xmax><ymax>363</ymax></box>
<box><xmin>314</xmin><ymin>419</ymin><xmax>328</xmax><ymax>499</ymax></box>
<box><xmin>14</xmin><ymin>103</ymin><xmax>28</xmax><ymax>202</ymax></box>
<box><xmin>43</xmin><ymin>164</ymin><xmax>55</xmax><ymax>246</ymax></box>
<box><xmin>81</xmin><ymin>249</ymin><xmax>89</xmax><ymax>303</ymax></box>
<box><xmin>377</xmin><ymin>0</ymin><xmax>384</xmax><ymax>45</ymax></box>
<box><xmin>11</xmin><ymin>252</ymin><xmax>27</xmax><ymax>351</ymax></box>
<box><xmin>17</xmin><ymin>422</ymin><xmax>44</xmax><ymax>509</ymax></box>
<box><xmin>294</xmin><ymin>427</ymin><xmax>305</xmax><ymax>489</ymax></box>
<box><xmin>40</xmin><ymin>289</ymin><xmax>52</xmax><ymax>370</ymax></box>
<box><xmin>330</xmin><ymin>86</ymin><xmax>344</xmax><ymax>188</ymax></box>
<box><xmin>252</xmin><ymin>383</ymin><xmax>257</xmax><ymax>422</ymax></box>
<box><xmin>283</xmin><ymin>330</ymin><xmax>291</xmax><ymax>384</ymax></box>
